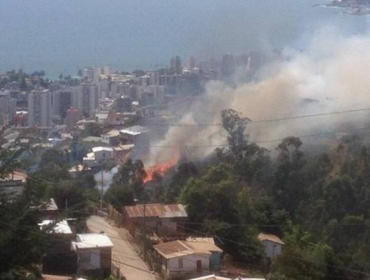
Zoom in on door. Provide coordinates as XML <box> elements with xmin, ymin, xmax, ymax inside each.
<box><xmin>196</xmin><ymin>260</ymin><xmax>202</xmax><ymax>272</ymax></box>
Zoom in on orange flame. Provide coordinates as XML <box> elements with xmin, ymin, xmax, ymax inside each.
<box><xmin>143</xmin><ymin>158</ymin><xmax>178</xmax><ymax>183</ymax></box>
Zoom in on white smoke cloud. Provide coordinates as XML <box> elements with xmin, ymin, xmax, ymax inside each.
<box><xmin>146</xmin><ymin>28</ymin><xmax>370</xmax><ymax>166</ymax></box>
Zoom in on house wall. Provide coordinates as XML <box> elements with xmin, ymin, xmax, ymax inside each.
<box><xmin>163</xmin><ymin>254</ymin><xmax>210</xmax><ymax>278</ymax></box>
<box><xmin>209</xmin><ymin>252</ymin><xmax>221</xmax><ymax>271</ymax></box>
<box><xmin>100</xmin><ymin>247</ymin><xmax>112</xmax><ymax>269</ymax></box>
<box><xmin>262</xmin><ymin>240</ymin><xmax>282</xmax><ymax>259</ymax></box>
<box><xmin>101</xmin><ymin>135</ymin><xmax>118</xmax><ymax>145</ymax></box>
<box><xmin>83</xmin><ymin>158</ymin><xmax>98</xmax><ymax>168</ymax></box>
<box><xmin>78</xmin><ymin>248</ymin><xmax>101</xmax><ymax>271</ymax></box>
<box><xmin>94</xmin><ymin>150</ymin><xmax>113</xmax><ymax>161</ymax></box>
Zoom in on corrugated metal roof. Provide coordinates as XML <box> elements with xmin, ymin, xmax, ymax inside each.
<box><xmin>258</xmin><ymin>233</ymin><xmax>284</xmax><ymax>245</ymax></box>
<box><xmin>154</xmin><ymin>238</ymin><xmax>222</xmax><ymax>259</ymax></box>
<box><xmin>72</xmin><ymin>233</ymin><xmax>113</xmax><ymax>249</ymax></box>
<box><xmin>185</xmin><ymin>237</ymin><xmax>223</xmax><ymax>253</ymax></box>
<box><xmin>125</xmin><ymin>203</ymin><xmax>187</xmax><ymax>218</ymax></box>
<box><xmin>120</xmin><ymin>125</ymin><xmax>148</xmax><ymax>136</ymax></box>
<box><xmin>154</xmin><ymin>240</ymin><xmax>193</xmax><ymax>259</ymax></box>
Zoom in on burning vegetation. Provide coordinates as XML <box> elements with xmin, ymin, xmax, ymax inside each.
<box><xmin>143</xmin><ymin>159</ymin><xmax>178</xmax><ymax>183</ymax></box>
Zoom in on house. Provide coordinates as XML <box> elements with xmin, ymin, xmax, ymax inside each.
<box><xmin>39</xmin><ymin>219</ymin><xmax>77</xmax><ymax>275</ymax></box>
<box><xmin>68</xmin><ymin>165</ymin><xmax>91</xmax><ymax>178</ymax></box>
<box><xmin>120</xmin><ymin>125</ymin><xmax>149</xmax><ymax>144</ymax></box>
<box><xmin>124</xmin><ymin>203</ymin><xmax>188</xmax><ymax>237</ymax></box>
<box><xmin>258</xmin><ymin>233</ymin><xmax>284</xmax><ymax>259</ymax></box>
<box><xmin>153</xmin><ymin>237</ymin><xmax>223</xmax><ymax>279</ymax></box>
<box><xmin>101</xmin><ymin>130</ymin><xmax>120</xmax><ymax>146</ymax></box>
<box><xmin>95</xmin><ymin>111</ymin><xmax>109</xmax><ymax>124</ymax></box>
<box><xmin>0</xmin><ymin>170</ymin><xmax>27</xmax><ymax>198</ymax></box>
<box><xmin>38</xmin><ymin>198</ymin><xmax>59</xmax><ymax>220</ymax></box>
<box><xmin>82</xmin><ymin>147</ymin><xmax>113</xmax><ymax>167</ymax></box>
<box><xmin>113</xmin><ymin>144</ymin><xmax>134</xmax><ymax>161</ymax></box>
<box><xmin>71</xmin><ymin>233</ymin><xmax>113</xmax><ymax>279</ymax></box>
<box><xmin>82</xmin><ymin>136</ymin><xmax>101</xmax><ymax>144</ymax></box>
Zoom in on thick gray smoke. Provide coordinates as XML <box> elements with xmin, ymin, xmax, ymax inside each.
<box><xmin>146</xmin><ymin>29</ymin><xmax>370</xmax><ymax>166</ymax></box>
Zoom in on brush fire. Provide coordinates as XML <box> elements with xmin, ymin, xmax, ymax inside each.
<box><xmin>143</xmin><ymin>157</ymin><xmax>179</xmax><ymax>183</ymax></box>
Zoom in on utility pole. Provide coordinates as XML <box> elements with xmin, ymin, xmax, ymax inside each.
<box><xmin>143</xmin><ymin>203</ymin><xmax>147</xmax><ymax>261</ymax></box>
<box><xmin>100</xmin><ymin>161</ymin><xmax>104</xmax><ymax>209</ymax></box>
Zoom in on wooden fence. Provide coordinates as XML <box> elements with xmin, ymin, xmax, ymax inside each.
<box><xmin>108</xmin><ymin>204</ymin><xmax>124</xmax><ymax>227</ymax></box>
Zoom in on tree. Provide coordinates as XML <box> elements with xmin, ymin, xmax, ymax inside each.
<box><xmin>132</xmin><ymin>69</ymin><xmax>146</xmax><ymax>77</ymax></box>
<box><xmin>84</xmin><ymin>123</ymin><xmax>103</xmax><ymax>137</ymax></box>
<box><xmin>221</xmin><ymin>109</ymin><xmax>251</xmax><ymax>157</ymax></box>
<box><xmin>104</xmin><ymin>184</ymin><xmax>134</xmax><ymax>210</ymax></box>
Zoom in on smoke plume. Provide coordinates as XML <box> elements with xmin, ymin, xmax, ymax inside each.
<box><xmin>146</xmin><ymin>28</ymin><xmax>370</xmax><ymax>166</ymax></box>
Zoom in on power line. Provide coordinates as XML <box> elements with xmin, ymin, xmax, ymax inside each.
<box><xmin>140</xmin><ymin>106</ymin><xmax>370</xmax><ymax>127</ymax></box>
<box><xmin>177</xmin><ymin>225</ymin><xmax>370</xmax><ymax>278</ymax></box>
<box><xmin>122</xmin><ymin>124</ymin><xmax>370</xmax><ymax>148</ymax></box>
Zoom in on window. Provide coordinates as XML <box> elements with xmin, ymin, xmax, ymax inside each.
<box><xmin>178</xmin><ymin>258</ymin><xmax>183</xmax><ymax>268</ymax></box>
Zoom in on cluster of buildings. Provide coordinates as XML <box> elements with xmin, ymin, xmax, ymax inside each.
<box><xmin>32</xmin><ymin>198</ymin><xmax>115</xmax><ymax>279</ymax></box>
<box><xmin>0</xmin><ymin>51</ymin><xmax>267</xmax><ymax>130</ymax></box>
<box><xmin>105</xmin><ymin>202</ymin><xmax>285</xmax><ymax>280</ymax></box>
<box><xmin>0</xmin><ymin>53</ymin><xmax>272</xmax><ymax>280</ymax></box>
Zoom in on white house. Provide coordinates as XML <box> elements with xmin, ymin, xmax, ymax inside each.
<box><xmin>71</xmin><ymin>233</ymin><xmax>113</xmax><ymax>278</ymax></box>
<box><xmin>101</xmin><ymin>130</ymin><xmax>120</xmax><ymax>146</ymax></box>
<box><xmin>82</xmin><ymin>147</ymin><xmax>113</xmax><ymax>167</ymax></box>
<box><xmin>154</xmin><ymin>238</ymin><xmax>223</xmax><ymax>279</ymax></box>
<box><xmin>258</xmin><ymin>233</ymin><xmax>284</xmax><ymax>259</ymax></box>
<box><xmin>0</xmin><ymin>170</ymin><xmax>27</xmax><ymax>198</ymax></box>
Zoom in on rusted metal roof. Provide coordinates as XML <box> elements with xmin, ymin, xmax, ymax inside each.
<box><xmin>125</xmin><ymin>203</ymin><xmax>187</xmax><ymax>219</ymax></box>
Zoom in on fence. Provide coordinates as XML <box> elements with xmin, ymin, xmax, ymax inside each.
<box><xmin>108</xmin><ymin>204</ymin><xmax>124</xmax><ymax>227</ymax></box>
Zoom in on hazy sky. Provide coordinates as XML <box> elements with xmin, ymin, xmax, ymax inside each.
<box><xmin>0</xmin><ymin>0</ymin><xmax>368</xmax><ymax>77</ymax></box>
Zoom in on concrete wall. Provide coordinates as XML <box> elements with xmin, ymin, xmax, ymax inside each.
<box><xmin>163</xmin><ymin>254</ymin><xmax>210</xmax><ymax>278</ymax></box>
<box><xmin>209</xmin><ymin>252</ymin><xmax>221</xmax><ymax>271</ymax></box>
<box><xmin>77</xmin><ymin>247</ymin><xmax>112</xmax><ymax>271</ymax></box>
<box><xmin>94</xmin><ymin>150</ymin><xmax>113</xmax><ymax>161</ymax></box>
<box><xmin>262</xmin><ymin>240</ymin><xmax>282</xmax><ymax>259</ymax></box>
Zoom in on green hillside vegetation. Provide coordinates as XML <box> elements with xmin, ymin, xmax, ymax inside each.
<box><xmin>135</xmin><ymin>109</ymin><xmax>370</xmax><ymax>280</ymax></box>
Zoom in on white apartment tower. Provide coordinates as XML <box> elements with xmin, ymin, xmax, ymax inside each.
<box><xmin>0</xmin><ymin>90</ymin><xmax>16</xmax><ymax>125</ymax></box>
<box><xmin>73</xmin><ymin>83</ymin><xmax>99</xmax><ymax>117</ymax></box>
<box><xmin>28</xmin><ymin>89</ymin><xmax>52</xmax><ymax>127</ymax></box>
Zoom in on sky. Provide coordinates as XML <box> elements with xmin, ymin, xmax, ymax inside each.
<box><xmin>0</xmin><ymin>0</ymin><xmax>369</xmax><ymax>77</ymax></box>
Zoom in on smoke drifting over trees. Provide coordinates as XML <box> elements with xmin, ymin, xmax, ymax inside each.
<box><xmin>147</xmin><ymin>28</ymin><xmax>370</xmax><ymax>166</ymax></box>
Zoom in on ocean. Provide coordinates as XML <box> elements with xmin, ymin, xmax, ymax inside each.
<box><xmin>0</xmin><ymin>0</ymin><xmax>369</xmax><ymax>78</ymax></box>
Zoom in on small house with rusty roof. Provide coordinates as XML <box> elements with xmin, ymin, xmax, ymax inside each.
<box><xmin>124</xmin><ymin>203</ymin><xmax>188</xmax><ymax>238</ymax></box>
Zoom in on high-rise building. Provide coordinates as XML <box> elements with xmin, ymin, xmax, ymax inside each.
<box><xmin>116</xmin><ymin>96</ymin><xmax>132</xmax><ymax>113</ymax></box>
<box><xmin>0</xmin><ymin>90</ymin><xmax>16</xmax><ymax>125</ymax></box>
<box><xmin>65</xmin><ymin>107</ymin><xmax>81</xmax><ymax>129</ymax></box>
<box><xmin>170</xmin><ymin>56</ymin><xmax>182</xmax><ymax>74</ymax></box>
<box><xmin>189</xmin><ymin>57</ymin><xmax>196</xmax><ymax>69</ymax></box>
<box><xmin>221</xmin><ymin>54</ymin><xmax>236</xmax><ymax>78</ymax></box>
<box><xmin>103</xmin><ymin>66</ymin><xmax>111</xmax><ymax>76</ymax></box>
<box><xmin>52</xmin><ymin>88</ymin><xmax>72</xmax><ymax>120</ymax></box>
<box><xmin>73</xmin><ymin>83</ymin><xmax>99</xmax><ymax>117</ymax></box>
<box><xmin>28</xmin><ymin>89</ymin><xmax>52</xmax><ymax>127</ymax></box>
<box><xmin>83</xmin><ymin>68</ymin><xmax>94</xmax><ymax>81</ymax></box>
